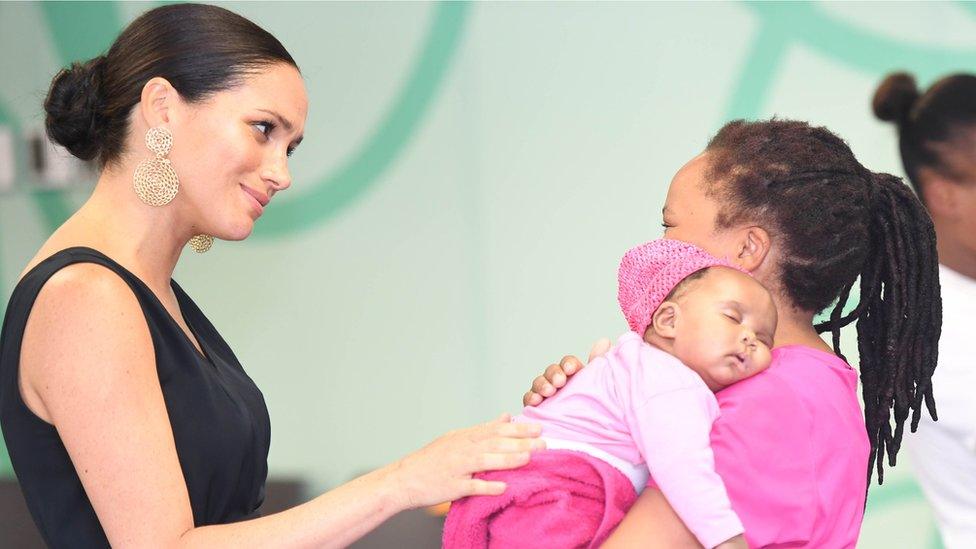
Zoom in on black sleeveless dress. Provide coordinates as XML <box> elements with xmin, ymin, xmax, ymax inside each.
<box><xmin>0</xmin><ymin>247</ymin><xmax>271</xmax><ymax>548</ymax></box>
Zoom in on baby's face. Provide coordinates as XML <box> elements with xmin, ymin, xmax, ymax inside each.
<box><xmin>669</xmin><ymin>268</ymin><xmax>778</xmax><ymax>391</ymax></box>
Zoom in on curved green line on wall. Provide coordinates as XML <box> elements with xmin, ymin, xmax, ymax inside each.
<box><xmin>727</xmin><ymin>0</ymin><xmax>976</xmax><ymax>122</ymax></box>
<box><xmin>253</xmin><ymin>2</ymin><xmax>470</xmax><ymax>238</ymax></box>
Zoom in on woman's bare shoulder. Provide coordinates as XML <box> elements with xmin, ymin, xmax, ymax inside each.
<box><xmin>20</xmin><ymin>259</ymin><xmax>151</xmax><ymax>422</ymax></box>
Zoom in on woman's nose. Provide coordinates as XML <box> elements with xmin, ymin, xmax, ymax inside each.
<box><xmin>265</xmin><ymin>154</ymin><xmax>292</xmax><ymax>193</ymax></box>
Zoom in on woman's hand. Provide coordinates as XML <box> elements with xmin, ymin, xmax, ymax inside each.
<box><xmin>522</xmin><ymin>337</ymin><xmax>611</xmax><ymax>406</ymax></box>
<box><xmin>387</xmin><ymin>414</ymin><xmax>544</xmax><ymax>509</ymax></box>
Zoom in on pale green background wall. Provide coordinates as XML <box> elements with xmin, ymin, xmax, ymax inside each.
<box><xmin>2</xmin><ymin>2</ymin><xmax>971</xmax><ymax>546</ymax></box>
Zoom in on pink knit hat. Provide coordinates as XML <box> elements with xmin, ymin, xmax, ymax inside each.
<box><xmin>618</xmin><ymin>239</ymin><xmax>748</xmax><ymax>335</ymax></box>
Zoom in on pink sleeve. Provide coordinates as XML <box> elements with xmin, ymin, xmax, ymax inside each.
<box><xmin>630</xmin><ymin>387</ymin><xmax>744</xmax><ymax>548</ymax></box>
<box><xmin>709</xmin><ymin>376</ymin><xmax>818</xmax><ymax>547</ymax></box>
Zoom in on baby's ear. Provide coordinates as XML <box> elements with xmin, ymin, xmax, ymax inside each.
<box><xmin>650</xmin><ymin>302</ymin><xmax>679</xmax><ymax>339</ymax></box>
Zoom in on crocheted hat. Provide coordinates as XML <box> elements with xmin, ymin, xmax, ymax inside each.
<box><xmin>617</xmin><ymin>239</ymin><xmax>747</xmax><ymax>335</ymax></box>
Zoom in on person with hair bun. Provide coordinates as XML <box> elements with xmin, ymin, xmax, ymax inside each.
<box><xmin>874</xmin><ymin>71</ymin><xmax>976</xmax><ymax>549</ymax></box>
<box><xmin>0</xmin><ymin>4</ymin><xmax>543</xmax><ymax>547</ymax></box>
<box><xmin>525</xmin><ymin>119</ymin><xmax>941</xmax><ymax>547</ymax></box>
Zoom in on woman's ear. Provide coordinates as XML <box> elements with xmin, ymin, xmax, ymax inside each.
<box><xmin>137</xmin><ymin>77</ymin><xmax>179</xmax><ymax>128</ymax></box>
<box><xmin>650</xmin><ymin>301</ymin><xmax>680</xmax><ymax>339</ymax></box>
<box><xmin>734</xmin><ymin>225</ymin><xmax>771</xmax><ymax>272</ymax></box>
<box><xmin>919</xmin><ymin>174</ymin><xmax>957</xmax><ymax>220</ymax></box>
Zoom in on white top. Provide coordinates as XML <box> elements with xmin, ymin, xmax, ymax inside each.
<box><xmin>907</xmin><ymin>264</ymin><xmax>976</xmax><ymax>549</ymax></box>
<box><xmin>541</xmin><ymin>437</ymin><xmax>650</xmax><ymax>494</ymax></box>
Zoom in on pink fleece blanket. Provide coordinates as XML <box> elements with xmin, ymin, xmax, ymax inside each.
<box><xmin>442</xmin><ymin>449</ymin><xmax>638</xmax><ymax>548</ymax></box>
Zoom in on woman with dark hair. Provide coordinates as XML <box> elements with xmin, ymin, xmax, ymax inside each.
<box><xmin>525</xmin><ymin>119</ymin><xmax>941</xmax><ymax>547</ymax></box>
<box><xmin>873</xmin><ymin>72</ymin><xmax>976</xmax><ymax>548</ymax></box>
<box><xmin>0</xmin><ymin>4</ymin><xmax>541</xmax><ymax>547</ymax></box>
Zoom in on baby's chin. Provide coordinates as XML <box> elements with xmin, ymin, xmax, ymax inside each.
<box><xmin>707</xmin><ymin>364</ymin><xmax>754</xmax><ymax>391</ymax></box>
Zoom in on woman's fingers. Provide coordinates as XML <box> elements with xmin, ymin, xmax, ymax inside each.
<box><xmin>492</xmin><ymin>421</ymin><xmax>542</xmax><ymax>439</ymax></box>
<box><xmin>464</xmin><ymin>479</ymin><xmax>507</xmax><ymax>497</ymax></box>
<box><xmin>531</xmin><ymin>373</ymin><xmax>556</xmax><ymax>397</ymax></box>
<box><xmin>524</xmin><ymin>343</ymin><xmax>602</xmax><ymax>406</ymax></box>
<box><xmin>545</xmin><ymin>362</ymin><xmax>569</xmax><ymax>387</ymax></box>
<box><xmin>523</xmin><ymin>390</ymin><xmax>542</xmax><ymax>406</ymax></box>
<box><xmin>587</xmin><ymin>337</ymin><xmax>612</xmax><ymax>363</ymax></box>
<box><xmin>469</xmin><ymin>417</ymin><xmax>539</xmax><ymax>440</ymax></box>
<box><xmin>486</xmin><ymin>436</ymin><xmax>545</xmax><ymax>453</ymax></box>
<box><xmin>475</xmin><ymin>451</ymin><xmax>531</xmax><ymax>472</ymax></box>
<box><xmin>492</xmin><ymin>413</ymin><xmax>512</xmax><ymax>423</ymax></box>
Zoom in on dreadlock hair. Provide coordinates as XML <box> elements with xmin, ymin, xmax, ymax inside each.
<box><xmin>704</xmin><ymin>119</ymin><xmax>942</xmax><ymax>487</ymax></box>
<box><xmin>873</xmin><ymin>72</ymin><xmax>976</xmax><ymax>202</ymax></box>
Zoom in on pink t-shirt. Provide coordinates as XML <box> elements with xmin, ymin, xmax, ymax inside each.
<box><xmin>702</xmin><ymin>345</ymin><xmax>870</xmax><ymax>547</ymax></box>
<box><xmin>519</xmin><ymin>331</ymin><xmax>742</xmax><ymax>548</ymax></box>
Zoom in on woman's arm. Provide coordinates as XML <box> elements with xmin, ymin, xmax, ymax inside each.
<box><xmin>181</xmin><ymin>417</ymin><xmax>535</xmax><ymax>548</ymax></box>
<box><xmin>602</xmin><ymin>488</ymin><xmax>701</xmax><ymax>549</ymax></box>
<box><xmin>603</xmin><ymin>489</ymin><xmax>746</xmax><ymax>548</ymax></box>
<box><xmin>21</xmin><ymin>264</ymin><xmax>541</xmax><ymax>548</ymax></box>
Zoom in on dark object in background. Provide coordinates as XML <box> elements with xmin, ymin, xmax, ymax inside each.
<box><xmin>351</xmin><ymin>508</ymin><xmax>445</xmax><ymax>549</ymax></box>
<box><xmin>0</xmin><ymin>478</ymin><xmax>43</xmax><ymax>548</ymax></box>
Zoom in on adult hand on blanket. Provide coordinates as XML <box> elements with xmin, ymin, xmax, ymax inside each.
<box><xmin>522</xmin><ymin>337</ymin><xmax>612</xmax><ymax>406</ymax></box>
<box><xmin>388</xmin><ymin>414</ymin><xmax>544</xmax><ymax>509</ymax></box>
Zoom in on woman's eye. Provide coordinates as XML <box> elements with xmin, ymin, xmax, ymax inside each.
<box><xmin>253</xmin><ymin>121</ymin><xmax>276</xmax><ymax>137</ymax></box>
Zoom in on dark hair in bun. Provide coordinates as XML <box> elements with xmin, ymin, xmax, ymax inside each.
<box><xmin>43</xmin><ymin>3</ymin><xmax>298</xmax><ymax>166</ymax></box>
<box><xmin>871</xmin><ymin>72</ymin><xmax>919</xmax><ymax>123</ymax></box>
<box><xmin>873</xmin><ymin>71</ymin><xmax>976</xmax><ymax>202</ymax></box>
<box><xmin>44</xmin><ymin>56</ymin><xmax>108</xmax><ymax>161</ymax></box>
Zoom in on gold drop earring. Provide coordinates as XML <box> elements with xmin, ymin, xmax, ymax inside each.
<box><xmin>188</xmin><ymin>234</ymin><xmax>214</xmax><ymax>254</ymax></box>
<box><xmin>133</xmin><ymin>126</ymin><xmax>179</xmax><ymax>206</ymax></box>
<box><xmin>131</xmin><ymin>127</ymin><xmax>213</xmax><ymax>253</ymax></box>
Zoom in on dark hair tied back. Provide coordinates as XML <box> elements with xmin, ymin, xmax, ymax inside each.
<box><xmin>872</xmin><ymin>72</ymin><xmax>919</xmax><ymax>124</ymax></box>
<box><xmin>706</xmin><ymin>119</ymin><xmax>941</xmax><ymax>488</ymax></box>
<box><xmin>44</xmin><ymin>56</ymin><xmax>108</xmax><ymax>161</ymax></box>
<box><xmin>845</xmin><ymin>172</ymin><xmax>941</xmax><ymax>486</ymax></box>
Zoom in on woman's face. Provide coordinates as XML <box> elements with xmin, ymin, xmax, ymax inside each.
<box><xmin>168</xmin><ymin>62</ymin><xmax>307</xmax><ymax>241</ymax></box>
<box><xmin>660</xmin><ymin>153</ymin><xmax>746</xmax><ymax>266</ymax></box>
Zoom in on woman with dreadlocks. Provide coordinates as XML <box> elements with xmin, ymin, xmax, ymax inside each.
<box><xmin>522</xmin><ymin>119</ymin><xmax>941</xmax><ymax>547</ymax></box>
<box><xmin>874</xmin><ymin>72</ymin><xmax>976</xmax><ymax>549</ymax></box>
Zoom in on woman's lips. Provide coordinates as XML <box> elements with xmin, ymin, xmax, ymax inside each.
<box><xmin>241</xmin><ymin>184</ymin><xmax>269</xmax><ymax>215</ymax></box>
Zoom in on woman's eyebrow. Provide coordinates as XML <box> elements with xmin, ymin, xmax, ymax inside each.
<box><xmin>256</xmin><ymin>108</ymin><xmax>291</xmax><ymax>130</ymax></box>
<box><xmin>257</xmin><ymin>108</ymin><xmax>304</xmax><ymax>145</ymax></box>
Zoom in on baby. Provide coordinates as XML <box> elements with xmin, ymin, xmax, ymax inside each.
<box><xmin>444</xmin><ymin>239</ymin><xmax>777</xmax><ymax>549</ymax></box>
